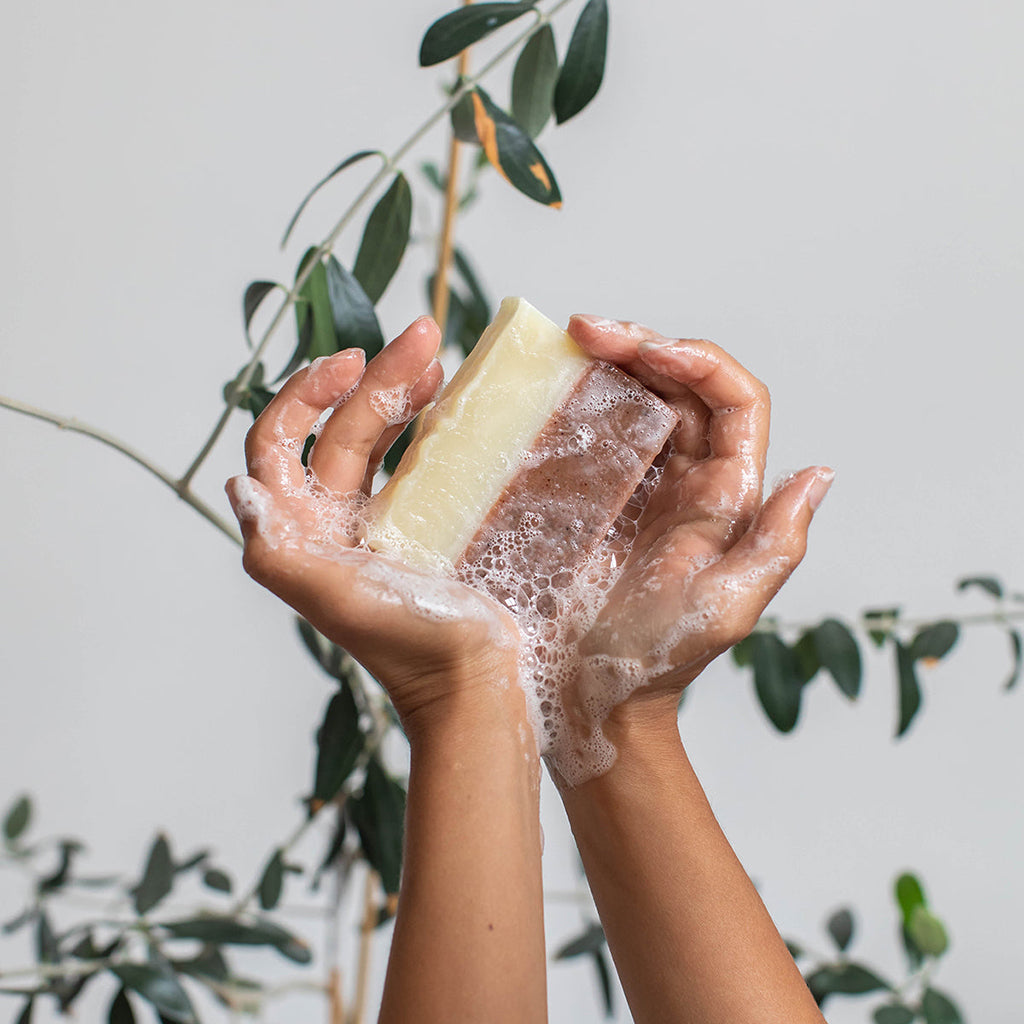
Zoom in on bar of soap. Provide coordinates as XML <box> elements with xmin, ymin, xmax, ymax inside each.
<box><xmin>365</xmin><ymin>298</ymin><xmax>679</xmax><ymax>584</ymax></box>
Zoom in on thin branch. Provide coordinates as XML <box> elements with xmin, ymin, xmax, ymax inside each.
<box><xmin>0</xmin><ymin>394</ymin><xmax>241</xmax><ymax>546</ymax></box>
<box><xmin>753</xmin><ymin>607</ymin><xmax>1024</xmax><ymax>637</ymax></box>
<box><xmin>179</xmin><ymin>0</ymin><xmax>572</xmax><ymax>489</ymax></box>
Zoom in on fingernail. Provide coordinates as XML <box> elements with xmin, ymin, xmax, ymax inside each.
<box><xmin>569</xmin><ymin>314</ymin><xmax>618</xmax><ymax>331</ymax></box>
<box><xmin>637</xmin><ymin>338</ymin><xmax>681</xmax><ymax>353</ymax></box>
<box><xmin>807</xmin><ymin>467</ymin><xmax>835</xmax><ymax>511</ymax></box>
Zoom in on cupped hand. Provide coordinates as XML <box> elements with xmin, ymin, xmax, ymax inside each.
<box><xmin>562</xmin><ymin>315</ymin><xmax>833</xmax><ymax>738</ymax></box>
<box><xmin>225</xmin><ymin>317</ymin><xmax>521</xmax><ymax>733</ymax></box>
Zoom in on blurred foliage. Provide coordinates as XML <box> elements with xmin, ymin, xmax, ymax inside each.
<box><xmin>3</xmin><ymin>1</ymin><xmax>1013</xmax><ymax>1020</ymax></box>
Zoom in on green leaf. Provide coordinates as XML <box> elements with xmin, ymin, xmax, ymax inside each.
<box><xmin>108</xmin><ymin>987</ymin><xmax>137</xmax><ymax>1024</ymax></box>
<box><xmin>171</xmin><ymin>946</ymin><xmax>230</xmax><ymax>984</ymax></box>
<box><xmin>453</xmin><ymin>248</ymin><xmax>491</xmax><ymax>327</ymax></box>
<box><xmin>750</xmin><ymin>632</ymin><xmax>804</xmax><ymax>733</ymax></box>
<box><xmin>921</xmin><ymin>988</ymin><xmax>963</xmax><ymax>1024</ymax></box>
<box><xmin>895</xmin><ymin>641</ymin><xmax>922</xmax><ymax>738</ymax></box>
<box><xmin>296</xmin><ymin>619</ymin><xmax>359</xmax><ymax>685</ymax></box>
<box><xmin>325</xmin><ymin>255</ymin><xmax>385</xmax><ymax>360</ymax></box>
<box><xmin>554</xmin><ymin>0</ymin><xmax>609</xmax><ymax>124</ymax></box>
<box><xmin>134</xmin><ymin>834</ymin><xmax>175</xmax><ymax>916</ymax></box>
<box><xmin>242</xmin><ymin>281</ymin><xmax>280</xmax><ymax>349</ymax></box>
<box><xmin>792</xmin><ymin>631</ymin><xmax>821</xmax><ymax>685</ymax></box>
<box><xmin>956</xmin><ymin>574</ymin><xmax>1002</xmax><ymax>599</ymax></box>
<box><xmin>730</xmin><ymin>636</ymin><xmax>753</xmax><ymax>668</ymax></box>
<box><xmin>553</xmin><ymin>921</ymin><xmax>606</xmax><ymax>959</ymax></box>
<box><xmin>419</xmin><ymin>2</ymin><xmax>537</xmax><ymax>66</ymax></box>
<box><xmin>36</xmin><ymin>912</ymin><xmax>58</xmax><ymax>963</ymax></box>
<box><xmin>874</xmin><ymin>1005</ymin><xmax>916</xmax><ymax>1024</ymax></box>
<box><xmin>38</xmin><ymin>839</ymin><xmax>82</xmax><ymax>894</ymax></box>
<box><xmin>1006</xmin><ymin>629</ymin><xmax>1021</xmax><ymax>690</ymax></box>
<box><xmin>173</xmin><ymin>850</ymin><xmax>209</xmax><ymax>875</ymax></box>
<box><xmin>420</xmin><ymin>161</ymin><xmax>445</xmax><ymax>191</ymax></box>
<box><xmin>111</xmin><ymin>963</ymin><xmax>196</xmax><ymax>1024</ymax></box>
<box><xmin>54</xmin><ymin>970</ymin><xmax>100</xmax><ymax>1014</ymax></box>
<box><xmin>785</xmin><ymin>940</ymin><xmax>804</xmax><ymax>960</ymax></box>
<box><xmin>353</xmin><ymin>173</ymin><xmax>413</xmax><ymax>305</ymax></box>
<box><xmin>3</xmin><ymin>795</ymin><xmax>31</xmax><ymax>843</ymax></box>
<box><xmin>350</xmin><ymin>757</ymin><xmax>407</xmax><ymax>895</ymax></box>
<box><xmin>469</xmin><ymin>87</ymin><xmax>562</xmax><ymax>207</ymax></box>
<box><xmin>258</xmin><ymin>849</ymin><xmax>285</xmax><ymax>911</ymax></box>
<box><xmin>864</xmin><ymin>607</ymin><xmax>900</xmax><ymax>648</ymax></box>
<box><xmin>294</xmin><ymin>248</ymin><xmax>337</xmax><ymax>361</ymax></box>
<box><xmin>14</xmin><ymin>998</ymin><xmax>33</xmax><ymax>1024</ymax></box>
<box><xmin>313</xmin><ymin>810</ymin><xmax>349</xmax><ymax>888</ymax></box>
<box><xmin>281</xmin><ymin>150</ymin><xmax>383</xmax><ymax>248</ymax></box>
<box><xmin>805</xmin><ymin>963</ymin><xmax>890</xmax><ymax>1006</ymax></box>
<box><xmin>382</xmin><ymin>422</ymin><xmax>416</xmax><ymax>477</ymax></box>
<box><xmin>450</xmin><ymin>91</ymin><xmax>480</xmax><ymax>143</ymax></box>
<box><xmin>512</xmin><ymin>24</ymin><xmax>559</xmax><ymax>137</ymax></box>
<box><xmin>813</xmin><ymin>619</ymin><xmax>862</xmax><ymax>698</ymax></box>
<box><xmin>3</xmin><ymin>907</ymin><xmax>35</xmax><ymax>935</ymax></box>
<box><xmin>901</xmin><ymin>921</ymin><xmax>925</xmax><ymax>970</ymax></box>
<box><xmin>895</xmin><ymin>872</ymin><xmax>927</xmax><ymax>923</ymax></box>
<box><xmin>910</xmin><ymin>621</ymin><xmax>959</xmax><ymax>663</ymax></box>
<box><xmin>826</xmin><ymin>907</ymin><xmax>854</xmax><ymax>952</ymax></box>
<box><xmin>161</xmin><ymin>916</ymin><xmax>312</xmax><ymax>964</ymax></box>
<box><xmin>312</xmin><ymin>683</ymin><xmax>365</xmax><ymax>811</ymax></box>
<box><xmin>591</xmin><ymin>948</ymin><xmax>615</xmax><ymax>1018</ymax></box>
<box><xmin>202</xmin><ymin>868</ymin><xmax>232</xmax><ymax>894</ymax></box>
<box><xmin>908</xmin><ymin>905</ymin><xmax>949</xmax><ymax>957</ymax></box>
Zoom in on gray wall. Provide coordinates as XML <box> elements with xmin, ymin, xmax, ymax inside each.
<box><xmin>2</xmin><ymin>1</ymin><xmax>1022</xmax><ymax>1020</ymax></box>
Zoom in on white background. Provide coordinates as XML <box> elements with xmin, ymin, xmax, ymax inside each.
<box><xmin>2</xmin><ymin>1</ymin><xmax>1022</xmax><ymax>1021</ymax></box>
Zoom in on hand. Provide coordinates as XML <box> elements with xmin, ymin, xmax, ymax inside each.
<box><xmin>225</xmin><ymin>317</ymin><xmax>521</xmax><ymax>735</ymax></box>
<box><xmin>551</xmin><ymin>316</ymin><xmax>833</xmax><ymax>779</ymax></box>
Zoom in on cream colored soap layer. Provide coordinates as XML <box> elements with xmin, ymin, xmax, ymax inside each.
<box><xmin>366</xmin><ymin>297</ymin><xmax>591</xmax><ymax>571</ymax></box>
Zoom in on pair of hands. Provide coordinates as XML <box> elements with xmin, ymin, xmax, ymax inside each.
<box><xmin>226</xmin><ymin>313</ymin><xmax>831</xmax><ymax>755</ymax></box>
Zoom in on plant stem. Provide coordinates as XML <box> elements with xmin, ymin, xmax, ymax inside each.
<box><xmin>179</xmin><ymin>0</ymin><xmax>572</xmax><ymax>490</ymax></box>
<box><xmin>349</xmin><ymin>868</ymin><xmax>378</xmax><ymax>1024</ymax></box>
<box><xmin>431</xmin><ymin>2</ymin><xmax>473</xmax><ymax>333</ymax></box>
<box><xmin>752</xmin><ymin>608</ymin><xmax>1024</xmax><ymax>636</ymax></box>
<box><xmin>0</xmin><ymin>393</ymin><xmax>241</xmax><ymax>546</ymax></box>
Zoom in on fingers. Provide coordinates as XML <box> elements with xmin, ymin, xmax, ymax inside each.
<box><xmin>571</xmin><ymin>315</ymin><xmax>772</xmax><ymax>537</ymax></box>
<box><xmin>245</xmin><ymin>349</ymin><xmax>366</xmax><ymax>492</ymax></box>
<box><xmin>226</xmin><ymin>474</ymin><xmax>297</xmax><ymax>557</ymax></box>
<box><xmin>635</xmin><ymin>339</ymin><xmax>770</xmax><ymax>467</ymax></box>
<box><xmin>310</xmin><ymin>317</ymin><xmax>441</xmax><ymax>494</ymax></box>
<box><xmin>702</xmin><ymin>466</ymin><xmax>834</xmax><ymax>635</ymax></box>
<box><xmin>361</xmin><ymin>358</ymin><xmax>444</xmax><ymax>491</ymax></box>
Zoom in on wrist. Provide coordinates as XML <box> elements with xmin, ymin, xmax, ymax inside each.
<box><xmin>398</xmin><ymin>659</ymin><xmax>537</xmax><ymax>760</ymax></box>
<box><xmin>553</xmin><ymin>692</ymin><xmax>685</xmax><ymax>797</ymax></box>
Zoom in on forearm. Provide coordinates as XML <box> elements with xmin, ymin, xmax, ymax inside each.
<box><xmin>558</xmin><ymin>708</ymin><xmax>824</xmax><ymax>1024</ymax></box>
<box><xmin>379</xmin><ymin>685</ymin><xmax>547</xmax><ymax>1024</ymax></box>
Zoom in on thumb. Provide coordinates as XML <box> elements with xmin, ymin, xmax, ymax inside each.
<box><xmin>703</xmin><ymin>466</ymin><xmax>834</xmax><ymax>632</ymax></box>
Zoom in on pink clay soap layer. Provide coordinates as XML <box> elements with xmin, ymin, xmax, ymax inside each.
<box><xmin>365</xmin><ymin>298</ymin><xmax>679</xmax><ymax>586</ymax></box>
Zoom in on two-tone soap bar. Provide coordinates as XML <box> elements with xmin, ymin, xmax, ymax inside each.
<box><xmin>365</xmin><ymin>298</ymin><xmax>679</xmax><ymax>584</ymax></box>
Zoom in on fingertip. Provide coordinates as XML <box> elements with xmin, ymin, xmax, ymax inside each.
<box><xmin>225</xmin><ymin>474</ymin><xmax>273</xmax><ymax>525</ymax></box>
<box><xmin>807</xmin><ymin>466</ymin><xmax>835</xmax><ymax>511</ymax></box>
<box><xmin>409</xmin><ymin>314</ymin><xmax>442</xmax><ymax>351</ymax></box>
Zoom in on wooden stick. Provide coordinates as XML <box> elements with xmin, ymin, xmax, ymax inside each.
<box><xmin>430</xmin><ymin>0</ymin><xmax>474</xmax><ymax>335</ymax></box>
<box><xmin>350</xmin><ymin>868</ymin><xmax>379</xmax><ymax>1024</ymax></box>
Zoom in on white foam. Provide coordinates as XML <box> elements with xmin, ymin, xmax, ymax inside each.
<box><xmin>368</xmin><ymin>385</ymin><xmax>412</xmax><ymax>426</ymax></box>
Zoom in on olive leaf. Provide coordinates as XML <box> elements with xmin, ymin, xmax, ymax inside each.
<box><xmin>281</xmin><ymin>150</ymin><xmax>383</xmax><ymax>248</ymax></box>
<box><xmin>420</xmin><ymin>2</ymin><xmax>537</xmax><ymax>66</ymax></box>
<box><xmin>353</xmin><ymin>172</ymin><xmax>413</xmax><ymax>305</ymax></box>
<box><xmin>554</xmin><ymin>0</ymin><xmax>608</xmax><ymax>123</ymax></box>
<box><xmin>512</xmin><ymin>23</ymin><xmax>558</xmax><ymax>137</ymax></box>
<box><xmin>468</xmin><ymin>87</ymin><xmax>562</xmax><ymax>207</ymax></box>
